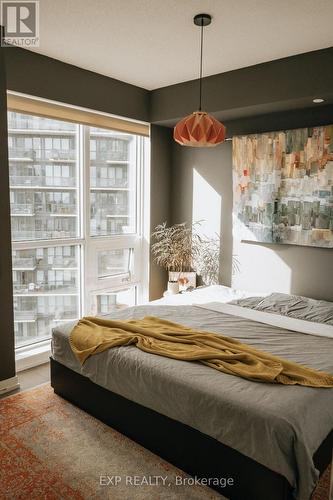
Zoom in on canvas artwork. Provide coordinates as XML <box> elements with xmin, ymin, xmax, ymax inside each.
<box><xmin>232</xmin><ymin>125</ymin><xmax>333</xmax><ymax>248</ymax></box>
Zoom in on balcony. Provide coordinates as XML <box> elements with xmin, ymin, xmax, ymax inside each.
<box><xmin>52</xmin><ymin>256</ymin><xmax>77</xmax><ymax>269</ymax></box>
<box><xmin>8</xmin><ymin>114</ymin><xmax>76</xmax><ymax>132</ymax></box>
<box><xmin>14</xmin><ymin>310</ymin><xmax>38</xmax><ymax>322</ymax></box>
<box><xmin>8</xmin><ymin>128</ymin><xmax>76</xmax><ymax>136</ymax></box>
<box><xmin>92</xmin><ymin>152</ymin><xmax>128</xmax><ymax>162</ymax></box>
<box><xmin>44</xmin><ymin>176</ymin><xmax>76</xmax><ymax>187</ymax></box>
<box><xmin>8</xmin><ymin>148</ymin><xmax>35</xmax><ymax>162</ymax></box>
<box><xmin>12</xmin><ymin>229</ymin><xmax>76</xmax><ymax>241</ymax></box>
<box><xmin>11</xmin><ymin>203</ymin><xmax>35</xmax><ymax>216</ymax></box>
<box><xmin>106</xmin><ymin>213</ymin><xmax>130</xmax><ymax>218</ymax></box>
<box><xmin>47</xmin><ymin>150</ymin><xmax>76</xmax><ymax>162</ymax></box>
<box><xmin>10</xmin><ymin>176</ymin><xmax>41</xmax><ymax>187</ymax></box>
<box><xmin>49</xmin><ymin>203</ymin><xmax>77</xmax><ymax>216</ymax></box>
<box><xmin>10</xmin><ymin>175</ymin><xmax>76</xmax><ymax>188</ymax></box>
<box><xmin>13</xmin><ymin>281</ymin><xmax>77</xmax><ymax>295</ymax></box>
<box><xmin>12</xmin><ymin>257</ymin><xmax>36</xmax><ymax>270</ymax></box>
<box><xmin>104</xmin><ymin>205</ymin><xmax>129</xmax><ymax>217</ymax></box>
<box><xmin>52</xmin><ymin>312</ymin><xmax>78</xmax><ymax>324</ymax></box>
<box><xmin>90</xmin><ymin>176</ymin><xmax>129</xmax><ymax>189</ymax></box>
<box><xmin>9</xmin><ymin>148</ymin><xmax>76</xmax><ymax>163</ymax></box>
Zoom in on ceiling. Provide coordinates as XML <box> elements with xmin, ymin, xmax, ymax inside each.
<box><xmin>30</xmin><ymin>0</ymin><xmax>333</xmax><ymax>90</ymax></box>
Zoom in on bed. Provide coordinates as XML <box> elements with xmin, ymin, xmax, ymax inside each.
<box><xmin>50</xmin><ymin>286</ymin><xmax>333</xmax><ymax>500</ymax></box>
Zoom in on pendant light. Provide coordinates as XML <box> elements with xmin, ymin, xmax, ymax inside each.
<box><xmin>174</xmin><ymin>14</ymin><xmax>226</xmax><ymax>147</ymax></box>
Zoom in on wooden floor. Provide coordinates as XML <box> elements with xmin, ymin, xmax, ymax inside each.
<box><xmin>0</xmin><ymin>362</ymin><xmax>50</xmax><ymax>399</ymax></box>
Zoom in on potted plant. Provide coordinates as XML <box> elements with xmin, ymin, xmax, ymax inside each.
<box><xmin>151</xmin><ymin>222</ymin><xmax>199</xmax><ymax>294</ymax></box>
<box><xmin>194</xmin><ymin>234</ymin><xmax>221</xmax><ymax>285</ymax></box>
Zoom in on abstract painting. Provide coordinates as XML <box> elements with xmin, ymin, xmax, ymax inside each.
<box><xmin>232</xmin><ymin>125</ymin><xmax>333</xmax><ymax>248</ymax></box>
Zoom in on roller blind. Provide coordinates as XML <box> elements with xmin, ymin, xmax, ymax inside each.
<box><xmin>7</xmin><ymin>93</ymin><xmax>150</xmax><ymax>137</ymax></box>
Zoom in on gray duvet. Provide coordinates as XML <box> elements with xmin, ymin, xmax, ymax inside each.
<box><xmin>51</xmin><ymin>305</ymin><xmax>333</xmax><ymax>500</ymax></box>
<box><xmin>232</xmin><ymin>293</ymin><xmax>333</xmax><ymax>325</ymax></box>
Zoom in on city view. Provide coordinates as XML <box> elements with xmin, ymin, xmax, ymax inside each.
<box><xmin>9</xmin><ymin>112</ymin><xmax>137</xmax><ymax>346</ymax></box>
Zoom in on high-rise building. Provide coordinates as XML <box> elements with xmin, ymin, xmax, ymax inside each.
<box><xmin>8</xmin><ymin>112</ymin><xmax>144</xmax><ymax>347</ymax></box>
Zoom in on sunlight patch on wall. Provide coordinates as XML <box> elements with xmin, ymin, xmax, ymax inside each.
<box><xmin>232</xmin><ymin>239</ymin><xmax>292</xmax><ymax>294</ymax></box>
<box><xmin>192</xmin><ymin>169</ymin><xmax>221</xmax><ymax>238</ymax></box>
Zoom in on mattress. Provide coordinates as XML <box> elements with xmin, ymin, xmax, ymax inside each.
<box><xmin>51</xmin><ymin>303</ymin><xmax>333</xmax><ymax>500</ymax></box>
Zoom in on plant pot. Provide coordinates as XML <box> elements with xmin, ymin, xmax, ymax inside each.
<box><xmin>169</xmin><ymin>271</ymin><xmax>196</xmax><ymax>291</ymax></box>
<box><xmin>167</xmin><ymin>281</ymin><xmax>179</xmax><ymax>295</ymax></box>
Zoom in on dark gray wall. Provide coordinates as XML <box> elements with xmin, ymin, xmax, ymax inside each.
<box><xmin>0</xmin><ymin>45</ymin><xmax>15</xmax><ymax>382</ymax></box>
<box><xmin>171</xmin><ymin>141</ymin><xmax>233</xmax><ymax>287</ymax></box>
<box><xmin>151</xmin><ymin>47</ymin><xmax>333</xmax><ymax>126</ymax></box>
<box><xmin>171</xmin><ymin>140</ymin><xmax>333</xmax><ymax>302</ymax></box>
<box><xmin>225</xmin><ymin>104</ymin><xmax>333</xmax><ymax>137</ymax></box>
<box><xmin>153</xmin><ymin>47</ymin><xmax>333</xmax><ymax>301</ymax></box>
<box><xmin>4</xmin><ymin>47</ymin><xmax>150</xmax><ymax>122</ymax></box>
<box><xmin>149</xmin><ymin>125</ymin><xmax>172</xmax><ymax>300</ymax></box>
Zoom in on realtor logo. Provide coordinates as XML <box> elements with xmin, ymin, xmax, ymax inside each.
<box><xmin>1</xmin><ymin>1</ymin><xmax>39</xmax><ymax>47</ymax></box>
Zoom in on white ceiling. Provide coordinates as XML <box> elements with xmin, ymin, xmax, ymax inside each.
<box><xmin>31</xmin><ymin>0</ymin><xmax>333</xmax><ymax>90</ymax></box>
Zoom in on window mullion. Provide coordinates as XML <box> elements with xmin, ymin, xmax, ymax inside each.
<box><xmin>82</xmin><ymin>125</ymin><xmax>91</xmax><ymax>314</ymax></box>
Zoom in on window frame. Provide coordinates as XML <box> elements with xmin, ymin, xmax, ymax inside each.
<box><xmin>8</xmin><ymin>92</ymin><xmax>150</xmax><ymax>352</ymax></box>
<box><xmin>83</xmin><ymin>127</ymin><xmax>148</xmax><ymax>313</ymax></box>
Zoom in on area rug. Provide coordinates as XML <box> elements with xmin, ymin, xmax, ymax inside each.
<box><xmin>0</xmin><ymin>385</ymin><xmax>331</xmax><ymax>500</ymax></box>
<box><xmin>0</xmin><ymin>385</ymin><xmax>223</xmax><ymax>499</ymax></box>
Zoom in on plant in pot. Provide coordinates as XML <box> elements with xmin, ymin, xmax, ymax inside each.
<box><xmin>194</xmin><ymin>233</ymin><xmax>221</xmax><ymax>285</ymax></box>
<box><xmin>194</xmin><ymin>233</ymin><xmax>241</xmax><ymax>285</ymax></box>
<box><xmin>151</xmin><ymin>222</ymin><xmax>199</xmax><ymax>294</ymax></box>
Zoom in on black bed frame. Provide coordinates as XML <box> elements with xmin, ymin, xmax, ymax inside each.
<box><xmin>50</xmin><ymin>358</ymin><xmax>332</xmax><ymax>500</ymax></box>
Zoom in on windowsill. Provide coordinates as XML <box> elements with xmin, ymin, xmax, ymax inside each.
<box><xmin>15</xmin><ymin>339</ymin><xmax>51</xmax><ymax>372</ymax></box>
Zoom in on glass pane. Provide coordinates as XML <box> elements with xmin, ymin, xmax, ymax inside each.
<box><xmin>89</xmin><ymin>127</ymin><xmax>136</xmax><ymax>236</ymax></box>
<box><xmin>8</xmin><ymin>111</ymin><xmax>79</xmax><ymax>242</ymax></box>
<box><xmin>98</xmin><ymin>248</ymin><xmax>133</xmax><ymax>279</ymax></box>
<box><xmin>92</xmin><ymin>287</ymin><xmax>136</xmax><ymax>315</ymax></box>
<box><xmin>12</xmin><ymin>245</ymin><xmax>80</xmax><ymax>347</ymax></box>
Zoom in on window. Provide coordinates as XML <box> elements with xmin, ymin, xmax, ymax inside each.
<box><xmin>91</xmin><ymin>287</ymin><xmax>137</xmax><ymax>316</ymax></box>
<box><xmin>89</xmin><ymin>128</ymin><xmax>136</xmax><ymax>236</ymax></box>
<box><xmin>8</xmin><ymin>114</ymin><xmax>79</xmax><ymax>242</ymax></box>
<box><xmin>8</xmin><ymin>98</ymin><xmax>149</xmax><ymax>349</ymax></box>
<box><xmin>12</xmin><ymin>245</ymin><xmax>80</xmax><ymax>347</ymax></box>
<box><xmin>97</xmin><ymin>248</ymin><xmax>133</xmax><ymax>279</ymax></box>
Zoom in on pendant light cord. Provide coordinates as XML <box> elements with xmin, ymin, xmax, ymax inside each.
<box><xmin>198</xmin><ymin>18</ymin><xmax>204</xmax><ymax>111</ymax></box>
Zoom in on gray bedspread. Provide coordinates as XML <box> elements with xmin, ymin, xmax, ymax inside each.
<box><xmin>51</xmin><ymin>305</ymin><xmax>333</xmax><ymax>500</ymax></box>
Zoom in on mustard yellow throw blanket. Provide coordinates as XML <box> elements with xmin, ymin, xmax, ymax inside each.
<box><xmin>70</xmin><ymin>316</ymin><xmax>333</xmax><ymax>387</ymax></box>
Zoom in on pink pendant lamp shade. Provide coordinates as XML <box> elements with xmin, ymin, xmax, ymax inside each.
<box><xmin>174</xmin><ymin>111</ymin><xmax>226</xmax><ymax>147</ymax></box>
<box><xmin>173</xmin><ymin>14</ymin><xmax>226</xmax><ymax>148</ymax></box>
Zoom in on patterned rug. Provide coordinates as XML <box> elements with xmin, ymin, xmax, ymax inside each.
<box><xmin>0</xmin><ymin>384</ymin><xmax>330</xmax><ymax>500</ymax></box>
